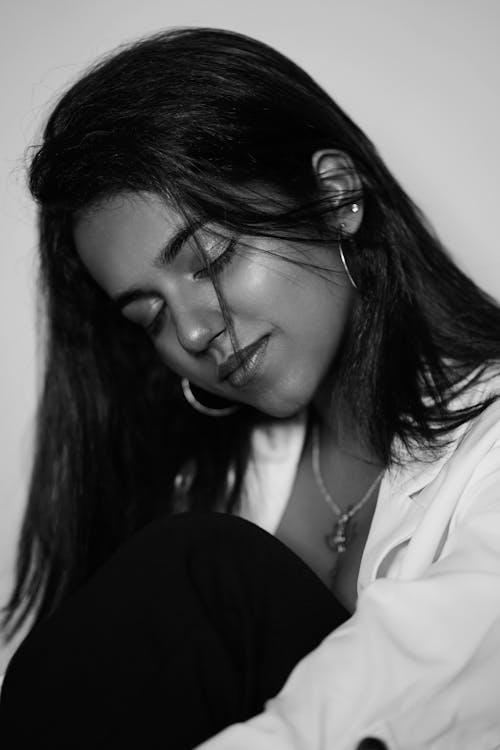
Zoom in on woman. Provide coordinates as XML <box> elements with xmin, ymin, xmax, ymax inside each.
<box><xmin>1</xmin><ymin>26</ymin><xmax>500</xmax><ymax>749</ymax></box>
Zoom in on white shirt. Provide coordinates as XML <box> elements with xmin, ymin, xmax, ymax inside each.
<box><xmin>197</xmin><ymin>367</ymin><xmax>500</xmax><ymax>750</ymax></box>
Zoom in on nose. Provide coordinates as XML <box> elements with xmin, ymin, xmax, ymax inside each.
<box><xmin>170</xmin><ymin>298</ymin><xmax>226</xmax><ymax>355</ymax></box>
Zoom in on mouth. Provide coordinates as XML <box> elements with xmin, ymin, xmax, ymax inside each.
<box><xmin>218</xmin><ymin>335</ymin><xmax>270</xmax><ymax>387</ymax></box>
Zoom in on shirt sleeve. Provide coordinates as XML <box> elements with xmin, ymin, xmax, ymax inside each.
<box><xmin>195</xmin><ymin>444</ymin><xmax>500</xmax><ymax>750</ymax></box>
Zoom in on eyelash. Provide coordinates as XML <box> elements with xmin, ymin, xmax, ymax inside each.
<box><xmin>146</xmin><ymin>239</ymin><xmax>237</xmax><ymax>338</ymax></box>
<box><xmin>194</xmin><ymin>238</ymin><xmax>237</xmax><ymax>280</ymax></box>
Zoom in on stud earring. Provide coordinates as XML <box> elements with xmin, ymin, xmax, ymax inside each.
<box><xmin>351</xmin><ymin>203</ymin><xmax>359</xmax><ymax>214</ymax></box>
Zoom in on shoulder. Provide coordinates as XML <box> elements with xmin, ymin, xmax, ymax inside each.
<box><xmin>437</xmin><ymin>363</ymin><xmax>500</xmax><ymax>484</ymax></box>
<box><xmin>390</xmin><ymin>362</ymin><xmax>500</xmax><ymax>485</ymax></box>
<box><xmin>390</xmin><ymin>368</ymin><xmax>500</xmax><ymax>579</ymax></box>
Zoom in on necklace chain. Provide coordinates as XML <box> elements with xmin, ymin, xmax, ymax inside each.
<box><xmin>311</xmin><ymin>423</ymin><xmax>384</xmax><ymax>560</ymax></box>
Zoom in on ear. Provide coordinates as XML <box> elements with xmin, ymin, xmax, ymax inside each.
<box><xmin>311</xmin><ymin>149</ymin><xmax>363</xmax><ymax>234</ymax></box>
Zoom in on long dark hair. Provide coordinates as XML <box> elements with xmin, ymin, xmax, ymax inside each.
<box><xmin>3</xmin><ymin>26</ymin><xmax>500</xmax><ymax>637</ymax></box>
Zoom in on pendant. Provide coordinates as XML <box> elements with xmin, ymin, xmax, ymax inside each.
<box><xmin>324</xmin><ymin>512</ymin><xmax>355</xmax><ymax>584</ymax></box>
<box><xmin>325</xmin><ymin>512</ymin><xmax>351</xmax><ymax>555</ymax></box>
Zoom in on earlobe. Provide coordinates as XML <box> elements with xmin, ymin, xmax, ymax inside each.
<box><xmin>311</xmin><ymin>149</ymin><xmax>363</xmax><ymax>233</ymax></box>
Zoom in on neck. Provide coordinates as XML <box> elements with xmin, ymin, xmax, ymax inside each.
<box><xmin>311</xmin><ymin>378</ymin><xmax>382</xmax><ymax>468</ymax></box>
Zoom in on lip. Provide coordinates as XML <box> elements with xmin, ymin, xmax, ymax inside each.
<box><xmin>218</xmin><ymin>336</ymin><xmax>269</xmax><ymax>386</ymax></box>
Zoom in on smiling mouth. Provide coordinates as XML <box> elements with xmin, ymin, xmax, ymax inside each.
<box><xmin>218</xmin><ymin>336</ymin><xmax>270</xmax><ymax>385</ymax></box>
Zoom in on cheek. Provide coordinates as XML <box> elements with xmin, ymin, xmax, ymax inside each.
<box><xmin>225</xmin><ymin>252</ymin><xmax>311</xmax><ymax>322</ymax></box>
<box><xmin>307</xmin><ymin>285</ymin><xmax>352</xmax><ymax>344</ymax></box>
<box><xmin>282</xmin><ymin>276</ymin><xmax>351</xmax><ymax>351</ymax></box>
<box><xmin>151</xmin><ymin>328</ymin><xmax>186</xmax><ymax>376</ymax></box>
<box><xmin>274</xmin><ymin>276</ymin><xmax>353</xmax><ymax>388</ymax></box>
<box><xmin>226</xmin><ymin>251</ymin><xmax>352</xmax><ymax>355</ymax></box>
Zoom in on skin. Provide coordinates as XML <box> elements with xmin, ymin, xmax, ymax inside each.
<box><xmin>74</xmin><ymin>180</ymin><xmax>359</xmax><ymax>421</ymax></box>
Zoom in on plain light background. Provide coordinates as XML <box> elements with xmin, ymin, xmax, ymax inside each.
<box><xmin>1</xmin><ymin>0</ymin><xmax>499</xmax><ymax>670</ymax></box>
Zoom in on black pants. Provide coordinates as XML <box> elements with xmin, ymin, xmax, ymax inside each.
<box><xmin>0</xmin><ymin>513</ymin><xmax>350</xmax><ymax>749</ymax></box>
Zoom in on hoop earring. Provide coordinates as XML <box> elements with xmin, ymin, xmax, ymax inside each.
<box><xmin>338</xmin><ymin>241</ymin><xmax>358</xmax><ymax>289</ymax></box>
<box><xmin>181</xmin><ymin>378</ymin><xmax>239</xmax><ymax>417</ymax></box>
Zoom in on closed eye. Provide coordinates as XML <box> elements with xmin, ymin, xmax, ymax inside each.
<box><xmin>145</xmin><ymin>304</ymin><xmax>167</xmax><ymax>338</ymax></box>
<box><xmin>194</xmin><ymin>238</ymin><xmax>237</xmax><ymax>280</ymax></box>
<box><xmin>121</xmin><ymin>296</ymin><xmax>166</xmax><ymax>337</ymax></box>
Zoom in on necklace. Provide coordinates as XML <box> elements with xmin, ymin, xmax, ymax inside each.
<box><xmin>311</xmin><ymin>423</ymin><xmax>384</xmax><ymax>577</ymax></box>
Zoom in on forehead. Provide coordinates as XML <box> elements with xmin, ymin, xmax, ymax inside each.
<box><xmin>73</xmin><ymin>192</ymin><xmax>185</xmax><ymax>294</ymax></box>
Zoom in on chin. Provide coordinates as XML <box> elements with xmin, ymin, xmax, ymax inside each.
<box><xmin>251</xmin><ymin>385</ymin><xmax>312</xmax><ymax>419</ymax></box>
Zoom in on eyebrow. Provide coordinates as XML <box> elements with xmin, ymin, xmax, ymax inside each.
<box><xmin>113</xmin><ymin>223</ymin><xmax>202</xmax><ymax>311</ymax></box>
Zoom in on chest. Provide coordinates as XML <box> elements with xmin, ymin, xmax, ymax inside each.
<box><xmin>274</xmin><ymin>447</ymin><xmax>382</xmax><ymax>613</ymax></box>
